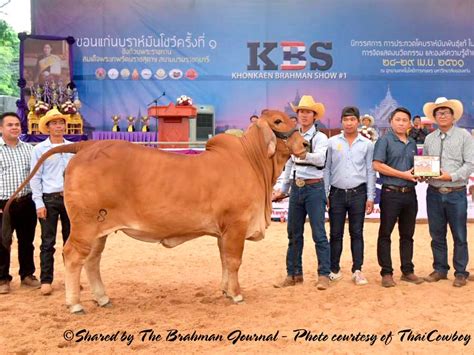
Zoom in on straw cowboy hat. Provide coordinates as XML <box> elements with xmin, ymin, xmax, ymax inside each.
<box><xmin>290</xmin><ymin>95</ymin><xmax>325</xmax><ymax>119</ymax></box>
<box><xmin>39</xmin><ymin>108</ymin><xmax>68</xmax><ymax>134</ymax></box>
<box><xmin>423</xmin><ymin>97</ymin><xmax>463</xmax><ymax>122</ymax></box>
<box><xmin>360</xmin><ymin>114</ymin><xmax>375</xmax><ymax>126</ymax></box>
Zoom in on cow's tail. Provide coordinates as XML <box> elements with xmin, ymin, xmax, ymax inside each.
<box><xmin>1</xmin><ymin>140</ymin><xmax>95</xmax><ymax>250</ymax></box>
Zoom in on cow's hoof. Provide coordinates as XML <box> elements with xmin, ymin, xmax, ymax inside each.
<box><xmin>97</xmin><ymin>296</ymin><xmax>111</xmax><ymax>307</ymax></box>
<box><xmin>70</xmin><ymin>304</ymin><xmax>85</xmax><ymax>315</ymax></box>
<box><xmin>231</xmin><ymin>294</ymin><xmax>244</xmax><ymax>304</ymax></box>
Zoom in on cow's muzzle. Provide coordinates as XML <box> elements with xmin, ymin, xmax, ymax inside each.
<box><xmin>272</xmin><ymin>127</ymin><xmax>299</xmax><ymax>140</ymax></box>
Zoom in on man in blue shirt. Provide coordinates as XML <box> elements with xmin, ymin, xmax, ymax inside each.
<box><xmin>273</xmin><ymin>95</ymin><xmax>330</xmax><ymax>290</ymax></box>
<box><xmin>31</xmin><ymin>108</ymin><xmax>73</xmax><ymax>296</ymax></box>
<box><xmin>324</xmin><ymin>107</ymin><xmax>376</xmax><ymax>286</ymax></box>
<box><xmin>373</xmin><ymin>107</ymin><xmax>424</xmax><ymax>287</ymax></box>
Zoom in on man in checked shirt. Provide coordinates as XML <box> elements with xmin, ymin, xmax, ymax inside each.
<box><xmin>0</xmin><ymin>112</ymin><xmax>40</xmax><ymax>294</ymax></box>
<box><xmin>273</xmin><ymin>95</ymin><xmax>331</xmax><ymax>290</ymax></box>
<box><xmin>422</xmin><ymin>97</ymin><xmax>474</xmax><ymax>287</ymax></box>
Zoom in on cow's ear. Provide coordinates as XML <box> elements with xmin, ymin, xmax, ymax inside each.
<box><xmin>256</xmin><ymin>118</ymin><xmax>276</xmax><ymax>158</ymax></box>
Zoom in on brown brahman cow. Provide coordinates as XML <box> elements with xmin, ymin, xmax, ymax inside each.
<box><xmin>2</xmin><ymin>110</ymin><xmax>307</xmax><ymax>314</ymax></box>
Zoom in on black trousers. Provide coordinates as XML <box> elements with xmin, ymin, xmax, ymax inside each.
<box><xmin>377</xmin><ymin>189</ymin><xmax>418</xmax><ymax>276</ymax></box>
<box><xmin>0</xmin><ymin>195</ymin><xmax>38</xmax><ymax>281</ymax></box>
<box><xmin>39</xmin><ymin>194</ymin><xmax>70</xmax><ymax>284</ymax></box>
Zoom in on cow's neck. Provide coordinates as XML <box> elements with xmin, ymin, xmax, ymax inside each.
<box><xmin>240</xmin><ymin>125</ymin><xmax>288</xmax><ymax>226</ymax></box>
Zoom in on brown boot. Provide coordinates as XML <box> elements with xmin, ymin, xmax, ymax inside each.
<box><xmin>21</xmin><ymin>275</ymin><xmax>41</xmax><ymax>289</ymax></box>
<box><xmin>274</xmin><ymin>275</ymin><xmax>303</xmax><ymax>288</ymax></box>
<box><xmin>381</xmin><ymin>274</ymin><xmax>396</xmax><ymax>288</ymax></box>
<box><xmin>316</xmin><ymin>276</ymin><xmax>330</xmax><ymax>290</ymax></box>
<box><xmin>0</xmin><ymin>280</ymin><xmax>10</xmax><ymax>294</ymax></box>
<box><xmin>400</xmin><ymin>273</ymin><xmax>424</xmax><ymax>285</ymax></box>
<box><xmin>424</xmin><ymin>271</ymin><xmax>448</xmax><ymax>283</ymax></box>
<box><xmin>453</xmin><ymin>275</ymin><xmax>467</xmax><ymax>287</ymax></box>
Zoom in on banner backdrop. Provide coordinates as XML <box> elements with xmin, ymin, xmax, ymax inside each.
<box><xmin>32</xmin><ymin>0</ymin><xmax>474</xmax><ymax>133</ymax></box>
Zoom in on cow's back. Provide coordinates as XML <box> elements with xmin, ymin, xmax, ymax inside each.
<box><xmin>64</xmin><ymin>140</ymin><xmax>266</xmax><ymax>241</ymax></box>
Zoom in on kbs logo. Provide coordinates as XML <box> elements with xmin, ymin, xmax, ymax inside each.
<box><xmin>247</xmin><ymin>41</ymin><xmax>333</xmax><ymax>71</ymax></box>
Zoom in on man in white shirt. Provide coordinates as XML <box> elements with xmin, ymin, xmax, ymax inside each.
<box><xmin>273</xmin><ymin>95</ymin><xmax>330</xmax><ymax>290</ymax></box>
<box><xmin>30</xmin><ymin>108</ymin><xmax>73</xmax><ymax>295</ymax></box>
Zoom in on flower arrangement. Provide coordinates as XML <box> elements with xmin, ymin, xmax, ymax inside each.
<box><xmin>34</xmin><ymin>101</ymin><xmax>50</xmax><ymax>115</ymax></box>
<box><xmin>359</xmin><ymin>125</ymin><xmax>377</xmax><ymax>141</ymax></box>
<box><xmin>176</xmin><ymin>95</ymin><xmax>193</xmax><ymax>106</ymax></box>
<box><xmin>60</xmin><ymin>100</ymin><xmax>77</xmax><ymax>114</ymax></box>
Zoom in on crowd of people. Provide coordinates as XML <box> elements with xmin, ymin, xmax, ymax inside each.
<box><xmin>0</xmin><ymin>95</ymin><xmax>472</xmax><ymax>296</ymax></box>
<box><xmin>272</xmin><ymin>95</ymin><xmax>474</xmax><ymax>289</ymax></box>
<box><xmin>0</xmin><ymin>109</ymin><xmax>72</xmax><ymax>295</ymax></box>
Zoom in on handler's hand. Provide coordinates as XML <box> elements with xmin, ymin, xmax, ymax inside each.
<box><xmin>432</xmin><ymin>170</ymin><xmax>452</xmax><ymax>182</ymax></box>
<box><xmin>366</xmin><ymin>200</ymin><xmax>374</xmax><ymax>215</ymax></box>
<box><xmin>272</xmin><ymin>191</ymin><xmax>287</xmax><ymax>202</ymax></box>
<box><xmin>400</xmin><ymin>168</ymin><xmax>417</xmax><ymax>183</ymax></box>
<box><xmin>36</xmin><ymin>207</ymin><xmax>47</xmax><ymax>219</ymax></box>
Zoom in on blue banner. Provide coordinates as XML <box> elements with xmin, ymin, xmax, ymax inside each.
<box><xmin>32</xmin><ymin>0</ymin><xmax>474</xmax><ymax>133</ymax></box>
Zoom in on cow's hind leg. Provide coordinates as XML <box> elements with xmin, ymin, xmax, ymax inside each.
<box><xmin>64</xmin><ymin>234</ymin><xmax>92</xmax><ymax>314</ymax></box>
<box><xmin>84</xmin><ymin>236</ymin><xmax>111</xmax><ymax>308</ymax></box>
<box><xmin>217</xmin><ymin>237</ymin><xmax>229</xmax><ymax>296</ymax></box>
<box><xmin>221</xmin><ymin>227</ymin><xmax>246</xmax><ymax>303</ymax></box>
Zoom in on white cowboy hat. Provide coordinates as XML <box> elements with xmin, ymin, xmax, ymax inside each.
<box><xmin>290</xmin><ymin>95</ymin><xmax>325</xmax><ymax>119</ymax></box>
<box><xmin>360</xmin><ymin>114</ymin><xmax>375</xmax><ymax>126</ymax></box>
<box><xmin>38</xmin><ymin>108</ymin><xmax>68</xmax><ymax>134</ymax></box>
<box><xmin>423</xmin><ymin>97</ymin><xmax>463</xmax><ymax>122</ymax></box>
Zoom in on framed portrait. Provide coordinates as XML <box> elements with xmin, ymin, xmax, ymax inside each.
<box><xmin>17</xmin><ymin>34</ymin><xmax>75</xmax><ymax>134</ymax></box>
<box><xmin>21</xmin><ymin>35</ymin><xmax>72</xmax><ymax>87</ymax></box>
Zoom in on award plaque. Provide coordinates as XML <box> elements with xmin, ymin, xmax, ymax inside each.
<box><xmin>414</xmin><ymin>156</ymin><xmax>440</xmax><ymax>177</ymax></box>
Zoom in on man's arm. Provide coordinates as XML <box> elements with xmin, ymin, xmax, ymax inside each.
<box><xmin>366</xmin><ymin>142</ymin><xmax>376</xmax><ymax>201</ymax></box>
<box><xmin>299</xmin><ymin>133</ymin><xmax>328</xmax><ymax>167</ymax></box>
<box><xmin>323</xmin><ymin>140</ymin><xmax>333</xmax><ymax>197</ymax></box>
<box><xmin>372</xmin><ymin>161</ymin><xmax>416</xmax><ymax>182</ymax></box>
<box><xmin>30</xmin><ymin>147</ymin><xmax>45</xmax><ymax>210</ymax></box>
<box><xmin>449</xmin><ymin>132</ymin><xmax>474</xmax><ymax>182</ymax></box>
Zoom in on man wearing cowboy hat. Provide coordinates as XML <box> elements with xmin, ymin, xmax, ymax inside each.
<box><xmin>422</xmin><ymin>97</ymin><xmax>474</xmax><ymax>287</ymax></box>
<box><xmin>30</xmin><ymin>108</ymin><xmax>73</xmax><ymax>295</ymax></box>
<box><xmin>273</xmin><ymin>95</ymin><xmax>331</xmax><ymax>290</ymax></box>
<box><xmin>359</xmin><ymin>114</ymin><xmax>378</xmax><ymax>142</ymax></box>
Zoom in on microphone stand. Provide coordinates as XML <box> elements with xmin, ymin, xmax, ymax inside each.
<box><xmin>147</xmin><ymin>91</ymin><xmax>166</xmax><ymax>106</ymax></box>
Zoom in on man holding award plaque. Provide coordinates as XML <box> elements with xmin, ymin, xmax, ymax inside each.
<box><xmin>422</xmin><ymin>97</ymin><xmax>474</xmax><ymax>287</ymax></box>
<box><xmin>373</xmin><ymin>107</ymin><xmax>424</xmax><ymax>287</ymax></box>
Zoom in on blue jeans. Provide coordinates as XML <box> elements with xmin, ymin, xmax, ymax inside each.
<box><xmin>426</xmin><ymin>187</ymin><xmax>469</xmax><ymax>277</ymax></box>
<box><xmin>286</xmin><ymin>181</ymin><xmax>330</xmax><ymax>276</ymax></box>
<box><xmin>329</xmin><ymin>185</ymin><xmax>367</xmax><ymax>273</ymax></box>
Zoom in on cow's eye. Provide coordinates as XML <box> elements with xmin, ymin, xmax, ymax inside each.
<box><xmin>274</xmin><ymin>119</ymin><xmax>282</xmax><ymax>125</ymax></box>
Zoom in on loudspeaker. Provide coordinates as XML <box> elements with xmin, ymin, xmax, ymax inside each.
<box><xmin>189</xmin><ymin>105</ymin><xmax>215</xmax><ymax>141</ymax></box>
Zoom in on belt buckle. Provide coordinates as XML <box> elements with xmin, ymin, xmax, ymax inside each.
<box><xmin>438</xmin><ymin>187</ymin><xmax>450</xmax><ymax>194</ymax></box>
<box><xmin>295</xmin><ymin>178</ymin><xmax>305</xmax><ymax>187</ymax></box>
<box><xmin>400</xmin><ymin>187</ymin><xmax>408</xmax><ymax>193</ymax></box>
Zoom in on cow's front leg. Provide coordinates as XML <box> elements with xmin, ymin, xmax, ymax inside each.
<box><xmin>221</xmin><ymin>229</ymin><xmax>245</xmax><ymax>303</ymax></box>
<box><xmin>64</xmin><ymin>237</ymin><xmax>90</xmax><ymax>314</ymax></box>
<box><xmin>217</xmin><ymin>237</ymin><xmax>229</xmax><ymax>296</ymax></box>
<box><xmin>84</xmin><ymin>237</ymin><xmax>111</xmax><ymax>308</ymax></box>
